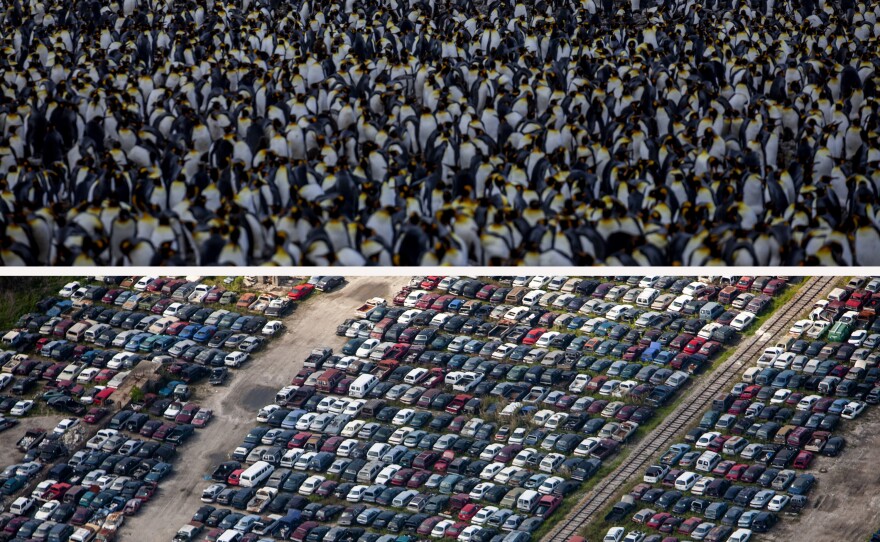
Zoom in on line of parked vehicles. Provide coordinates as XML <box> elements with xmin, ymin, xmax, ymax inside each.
<box><xmin>182</xmin><ymin>275</ymin><xmax>772</xmax><ymax>542</ymax></box>
<box><xmin>594</xmin><ymin>276</ymin><xmax>880</xmax><ymax>542</ymax></box>
<box><xmin>0</xmin><ymin>276</ymin><xmax>292</xmax><ymax>542</ymax></box>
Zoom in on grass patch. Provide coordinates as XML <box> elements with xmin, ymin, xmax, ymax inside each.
<box><xmin>0</xmin><ymin>276</ymin><xmax>73</xmax><ymax>330</ymax></box>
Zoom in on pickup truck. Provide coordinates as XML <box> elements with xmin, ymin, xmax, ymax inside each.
<box><xmin>304</xmin><ymin>348</ymin><xmax>332</xmax><ymax>368</ymax></box>
<box><xmin>354</xmin><ymin>298</ymin><xmax>387</xmax><ymax>318</ymax></box>
<box><xmin>611</xmin><ymin>421</ymin><xmax>640</xmax><ymax>442</ymax></box>
<box><xmin>804</xmin><ymin>430</ymin><xmax>830</xmax><ymax>453</ymax></box>
<box><xmin>246</xmin><ymin>487</ymin><xmax>277</xmax><ymax>513</ymax></box>
<box><xmin>523</xmin><ymin>387</ymin><xmax>549</xmax><ymax>404</ymax></box>
<box><xmin>452</xmin><ymin>372</ymin><xmax>483</xmax><ymax>392</ymax></box>
<box><xmin>16</xmin><ymin>428</ymin><xmax>45</xmax><ymax>452</ymax></box>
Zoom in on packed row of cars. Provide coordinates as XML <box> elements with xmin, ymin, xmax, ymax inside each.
<box><xmin>595</xmin><ymin>277</ymin><xmax>878</xmax><ymax>542</ymax></box>
<box><xmin>182</xmin><ymin>275</ymin><xmax>778</xmax><ymax>542</ymax></box>
<box><xmin>0</xmin><ymin>276</ymin><xmax>293</xmax><ymax>542</ymax></box>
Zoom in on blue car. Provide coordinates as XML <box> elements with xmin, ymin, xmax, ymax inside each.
<box><xmin>448</xmin><ymin>298</ymin><xmax>465</xmax><ymax>312</ymax></box>
<box><xmin>47</xmin><ymin>300</ymin><xmax>72</xmax><ymax>317</ymax></box>
<box><xmin>654</xmin><ymin>351</ymin><xmax>676</xmax><ymax>365</ymax></box>
<box><xmin>193</xmin><ymin>325</ymin><xmax>218</xmax><ymax>343</ymax></box>
<box><xmin>567</xmin><ymin>317</ymin><xmax>586</xmax><ymax>330</ymax></box>
<box><xmin>178</xmin><ymin>324</ymin><xmax>202</xmax><ymax>340</ymax></box>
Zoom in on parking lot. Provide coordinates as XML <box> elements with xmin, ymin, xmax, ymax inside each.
<box><xmin>118</xmin><ymin>276</ymin><xmax>408</xmax><ymax>542</ymax></box>
<box><xmin>1</xmin><ymin>275</ymin><xmax>879</xmax><ymax>542</ymax></box>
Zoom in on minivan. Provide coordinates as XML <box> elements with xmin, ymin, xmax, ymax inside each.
<box><xmin>516</xmin><ymin>489</ymin><xmax>540</xmax><ymax>512</ymax></box>
<box><xmin>696</xmin><ymin>451</ymin><xmax>721</xmax><ymax>472</ymax></box>
<box><xmin>239</xmin><ymin>461</ymin><xmax>275</xmax><ymax>488</ymax></box>
<box><xmin>700</xmin><ymin>302</ymin><xmax>724</xmax><ymax>321</ymax></box>
<box><xmin>636</xmin><ymin>288</ymin><xmax>660</xmax><ymax>307</ymax></box>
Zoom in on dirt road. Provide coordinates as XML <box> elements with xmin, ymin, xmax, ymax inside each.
<box><xmin>764</xmin><ymin>405</ymin><xmax>880</xmax><ymax>542</ymax></box>
<box><xmin>118</xmin><ymin>276</ymin><xmax>409</xmax><ymax>542</ymax></box>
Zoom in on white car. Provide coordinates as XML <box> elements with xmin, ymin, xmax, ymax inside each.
<box><xmin>432</xmin><ymin>519</ymin><xmax>454</xmax><ymax>538</ymax></box>
<box><xmin>469</xmin><ymin>483</ymin><xmax>495</xmax><ymax>500</ymax></box>
<box><xmin>53</xmin><ymin>418</ymin><xmax>80</xmax><ymax>434</ymax></box>
<box><xmin>682</xmin><ymin>281</ymin><xmax>708</xmax><ymax>296</ymax></box>
<box><xmin>849</xmin><ymin>329</ymin><xmax>868</xmax><ymax>346</ymax></box>
<box><xmin>842</xmin><ymin>401</ymin><xmax>866</xmax><ymax>420</ymax></box>
<box><xmin>262</xmin><ymin>321</ymin><xmax>284</xmax><ymax>336</ymax></box>
<box><xmin>695</xmin><ymin>432</ymin><xmax>721</xmax><ymax>449</ymax></box>
<box><xmin>767</xmin><ymin>494</ymin><xmax>790</xmax><ymax>512</ymax></box>
<box><xmin>0</xmin><ymin>374</ymin><xmax>12</xmax><ymax>390</ymax></box>
<box><xmin>604</xmin><ymin>527</ymin><xmax>625</xmax><ymax>542</ymax></box>
<box><xmin>10</xmin><ymin>400</ymin><xmax>34</xmax><ymax>416</ymax></box>
<box><xmin>479</xmin><ymin>462</ymin><xmax>505</xmax><ymax>480</ymax></box>
<box><xmin>355</xmin><ymin>338</ymin><xmax>380</xmax><ymax>358</ymax></box>
<box><xmin>134</xmin><ymin>276</ymin><xmax>157</xmax><ymax>290</ymax></box>
<box><xmin>796</xmin><ymin>395</ymin><xmax>821</xmax><ymax>411</ymax></box>
<box><xmin>472</xmin><ymin>505</ymin><xmax>499</xmax><ymax>525</ymax></box>
<box><xmin>224</xmin><ymin>351</ymin><xmax>249</xmax><ymax>367</ymax></box>
<box><xmin>756</xmin><ymin>347</ymin><xmax>783</xmax><ymax>368</ymax></box>
<box><xmin>770</xmin><ymin>389</ymin><xmax>791</xmax><ymax>404</ymax></box>
<box><xmin>806</xmin><ymin>320</ymin><xmax>830</xmax><ymax>338</ymax></box>
<box><xmin>730</xmin><ymin>311</ymin><xmax>756</xmax><ymax>331</ymax></box>
<box><xmin>376</xmin><ymin>465</ymin><xmax>402</xmax><ymax>485</ymax></box>
<box><xmin>58</xmin><ymin>281</ymin><xmax>81</xmax><ymax>297</ymax></box>
<box><xmin>788</xmin><ymin>320</ymin><xmax>813</xmax><ymax>337</ymax></box>
<box><xmin>569</xmin><ymin>374</ymin><xmax>590</xmax><ymax>393</ymax></box>
<box><xmin>298</xmin><ymin>475</ymin><xmax>325</xmax><ymax>496</ymax></box>
<box><xmin>341</xmin><ymin>420</ymin><xmax>365</xmax><ymax>438</ymax></box>
<box><xmin>256</xmin><ymin>405</ymin><xmax>279</xmax><ymax>423</ymax></box>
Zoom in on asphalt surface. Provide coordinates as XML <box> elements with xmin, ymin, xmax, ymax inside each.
<box><xmin>118</xmin><ymin>276</ymin><xmax>409</xmax><ymax>542</ymax></box>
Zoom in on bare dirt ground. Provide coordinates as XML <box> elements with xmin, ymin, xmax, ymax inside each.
<box><xmin>118</xmin><ymin>276</ymin><xmax>409</xmax><ymax>542</ymax></box>
<box><xmin>0</xmin><ymin>414</ymin><xmax>67</xmax><ymax>467</ymax></box>
<box><xmin>765</xmin><ymin>406</ymin><xmax>880</xmax><ymax>542</ymax></box>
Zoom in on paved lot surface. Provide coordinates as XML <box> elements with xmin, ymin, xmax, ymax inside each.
<box><xmin>118</xmin><ymin>276</ymin><xmax>409</xmax><ymax>542</ymax></box>
<box><xmin>765</xmin><ymin>405</ymin><xmax>880</xmax><ymax>542</ymax></box>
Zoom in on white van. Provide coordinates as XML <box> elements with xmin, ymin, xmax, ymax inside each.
<box><xmin>84</xmin><ymin>324</ymin><xmax>109</xmax><ymax>343</ymax></box>
<box><xmin>367</xmin><ymin>443</ymin><xmax>391</xmax><ymax>462</ymax></box>
<box><xmin>696</xmin><ymin>451</ymin><xmax>721</xmax><ymax>472</ymax></box>
<box><xmin>636</xmin><ymin>288</ymin><xmax>660</xmax><ymax>307</ymax></box>
<box><xmin>675</xmin><ymin>471</ymin><xmax>699</xmax><ymax>491</ymax></box>
<box><xmin>516</xmin><ymin>490</ymin><xmax>540</xmax><ymax>512</ymax></box>
<box><xmin>69</xmin><ymin>528</ymin><xmax>96</xmax><ymax>542</ymax></box>
<box><xmin>827</xmin><ymin>288</ymin><xmax>847</xmax><ymax>302</ymax></box>
<box><xmin>217</xmin><ymin>530</ymin><xmax>243</xmax><ymax>542</ymax></box>
<box><xmin>66</xmin><ymin>321</ymin><xmax>92</xmax><ymax>342</ymax></box>
<box><xmin>521</xmin><ymin>290</ymin><xmax>545</xmax><ymax>306</ymax></box>
<box><xmin>349</xmin><ymin>374</ymin><xmax>379</xmax><ymax>398</ymax></box>
<box><xmin>239</xmin><ymin>461</ymin><xmax>274</xmax><ymax>488</ymax></box>
<box><xmin>280</xmin><ymin>449</ymin><xmax>304</xmax><ymax>468</ymax></box>
<box><xmin>275</xmin><ymin>385</ymin><xmax>298</xmax><ymax>405</ymax></box>
<box><xmin>742</xmin><ymin>367</ymin><xmax>761</xmax><ymax>383</ymax></box>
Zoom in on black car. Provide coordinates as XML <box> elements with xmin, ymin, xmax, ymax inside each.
<box><xmin>316</xmin><ymin>276</ymin><xmax>345</xmax><ymax>292</ymax></box>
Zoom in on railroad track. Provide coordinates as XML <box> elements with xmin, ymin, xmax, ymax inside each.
<box><xmin>545</xmin><ymin>276</ymin><xmax>838</xmax><ymax>542</ymax></box>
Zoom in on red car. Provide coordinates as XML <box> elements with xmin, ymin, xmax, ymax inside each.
<box><xmin>134</xmin><ymin>482</ymin><xmax>157</xmax><ymax>502</ymax></box>
<box><xmin>151</xmin><ymin>298</ymin><xmax>174</xmax><ymax>314</ymax></box>
<box><xmin>522</xmin><ymin>328</ymin><xmax>546</xmax><ymax>345</ymax></box>
<box><xmin>739</xmin><ymin>385</ymin><xmax>762</xmax><ymax>400</ymax></box>
<box><xmin>736</xmin><ymin>276</ymin><xmax>754</xmax><ymax>291</ymax></box>
<box><xmin>679</xmin><ymin>517</ymin><xmax>703</xmax><ymax>534</ymax></box>
<box><xmin>94</xmin><ymin>369</ymin><xmax>117</xmax><ymax>384</ymax></box>
<box><xmin>457</xmin><ymin>504</ymin><xmax>482</xmax><ymax>521</ymax></box>
<box><xmin>793</xmin><ymin>450</ymin><xmax>814</xmax><ymax>469</ymax></box>
<box><xmin>393</xmin><ymin>288</ymin><xmax>412</xmax><ymax>306</ymax></box>
<box><xmin>683</xmin><ymin>337</ymin><xmax>707</xmax><ymax>354</ymax></box>
<box><xmin>123</xmin><ymin>498</ymin><xmax>142</xmax><ymax>516</ymax></box>
<box><xmin>83</xmin><ymin>408</ymin><xmax>108</xmax><ymax>424</ymax></box>
<box><xmin>623</xmin><ymin>346</ymin><xmax>646</xmax><ymax>361</ymax></box>
<box><xmin>166</xmin><ymin>322</ymin><xmax>189</xmax><ymax>336</ymax></box>
<box><xmin>102</xmin><ymin>289</ymin><xmax>123</xmax><ymax>303</ymax></box>
<box><xmin>192</xmin><ymin>409</ymin><xmax>213</xmax><ymax>428</ymax></box>
<box><xmin>384</xmin><ymin>344</ymin><xmax>410</xmax><ymax>361</ymax></box>
<box><xmin>227</xmin><ymin>469</ymin><xmax>244</xmax><ymax>485</ymax></box>
<box><xmin>647</xmin><ymin>512</ymin><xmax>672</xmax><ymax>529</ymax></box>
<box><xmin>291</xmin><ymin>368</ymin><xmax>316</xmax><ymax>386</ymax></box>
<box><xmin>725</xmin><ymin>464</ymin><xmax>750</xmax><ymax>481</ymax></box>
<box><xmin>475</xmin><ymin>284</ymin><xmax>498</xmax><ymax>300</ymax></box>
<box><xmin>670</xmin><ymin>334</ymin><xmax>694</xmax><ymax>351</ymax></box>
<box><xmin>287</xmin><ymin>284</ymin><xmax>315</xmax><ymax>301</ymax></box>
<box><xmin>204</xmin><ymin>287</ymin><xmax>225</xmax><ymax>303</ymax></box>
<box><xmin>175</xmin><ymin>403</ymin><xmax>201</xmax><ymax>424</ymax></box>
<box><xmin>698</xmin><ymin>341</ymin><xmax>722</xmax><ymax>357</ymax></box>
<box><xmin>445</xmin><ymin>522</ymin><xmax>469</xmax><ymax>538</ymax></box>
<box><xmin>152</xmin><ymin>423</ymin><xmax>176</xmax><ymax>441</ymax></box>
<box><xmin>420</xmin><ymin>276</ymin><xmax>443</xmax><ymax>290</ymax></box>
<box><xmin>434</xmin><ymin>450</ymin><xmax>455</xmax><ymax>472</ymax></box>
<box><xmin>146</xmin><ymin>278</ymin><xmax>169</xmax><ymax>292</ymax></box>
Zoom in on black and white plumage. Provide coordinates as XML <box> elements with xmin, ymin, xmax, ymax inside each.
<box><xmin>0</xmin><ymin>0</ymin><xmax>878</xmax><ymax>266</ymax></box>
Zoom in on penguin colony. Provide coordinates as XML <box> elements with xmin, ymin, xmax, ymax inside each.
<box><xmin>0</xmin><ymin>0</ymin><xmax>879</xmax><ymax>266</ymax></box>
